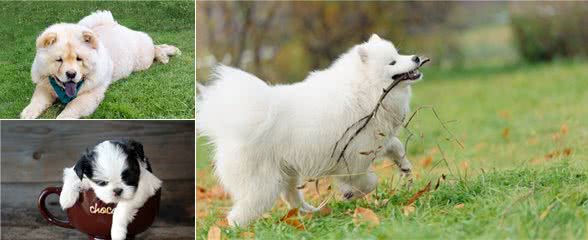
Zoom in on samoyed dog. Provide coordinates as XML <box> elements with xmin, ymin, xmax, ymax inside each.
<box><xmin>21</xmin><ymin>10</ymin><xmax>180</xmax><ymax>119</ymax></box>
<box><xmin>198</xmin><ymin>34</ymin><xmax>429</xmax><ymax>226</ymax></box>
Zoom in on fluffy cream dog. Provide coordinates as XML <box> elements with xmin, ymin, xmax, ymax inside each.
<box><xmin>198</xmin><ymin>34</ymin><xmax>428</xmax><ymax>226</ymax></box>
<box><xmin>21</xmin><ymin>11</ymin><xmax>180</xmax><ymax>119</ymax></box>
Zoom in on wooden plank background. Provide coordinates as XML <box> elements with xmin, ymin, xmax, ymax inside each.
<box><xmin>1</xmin><ymin>120</ymin><xmax>195</xmax><ymax>182</ymax></box>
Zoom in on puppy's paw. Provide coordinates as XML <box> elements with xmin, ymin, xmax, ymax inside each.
<box><xmin>56</xmin><ymin>112</ymin><xmax>79</xmax><ymax>119</ymax></box>
<box><xmin>20</xmin><ymin>105</ymin><xmax>41</xmax><ymax>119</ymax></box>
<box><xmin>59</xmin><ymin>190</ymin><xmax>79</xmax><ymax>209</ymax></box>
<box><xmin>110</xmin><ymin>225</ymin><xmax>127</xmax><ymax>240</ymax></box>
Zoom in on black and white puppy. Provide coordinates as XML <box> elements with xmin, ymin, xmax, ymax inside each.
<box><xmin>59</xmin><ymin>140</ymin><xmax>162</xmax><ymax>240</ymax></box>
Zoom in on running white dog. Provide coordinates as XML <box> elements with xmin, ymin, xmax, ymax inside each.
<box><xmin>21</xmin><ymin>10</ymin><xmax>180</xmax><ymax>119</ymax></box>
<box><xmin>198</xmin><ymin>34</ymin><xmax>428</xmax><ymax>227</ymax></box>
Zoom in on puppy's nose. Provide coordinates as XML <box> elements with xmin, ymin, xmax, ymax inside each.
<box><xmin>113</xmin><ymin>188</ymin><xmax>123</xmax><ymax>196</ymax></box>
<box><xmin>66</xmin><ymin>71</ymin><xmax>77</xmax><ymax>79</ymax></box>
<box><xmin>412</xmin><ymin>55</ymin><xmax>420</xmax><ymax>64</ymax></box>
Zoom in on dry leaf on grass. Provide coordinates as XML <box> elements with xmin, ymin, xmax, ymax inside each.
<box><xmin>434</xmin><ymin>174</ymin><xmax>446</xmax><ymax>190</ymax></box>
<box><xmin>215</xmin><ymin>218</ymin><xmax>229</xmax><ymax>228</ymax></box>
<box><xmin>279</xmin><ymin>208</ymin><xmax>305</xmax><ymax>230</ymax></box>
<box><xmin>460</xmin><ymin>161</ymin><xmax>469</xmax><ymax>171</ymax></box>
<box><xmin>502</xmin><ymin>128</ymin><xmax>510</xmax><ymax>139</ymax></box>
<box><xmin>403</xmin><ymin>205</ymin><xmax>416</xmax><ymax>216</ymax></box>
<box><xmin>454</xmin><ymin>203</ymin><xmax>465</xmax><ymax>209</ymax></box>
<box><xmin>197</xmin><ymin>185</ymin><xmax>228</xmax><ymax>200</ymax></box>
<box><xmin>420</xmin><ymin>155</ymin><xmax>433</xmax><ymax>168</ymax></box>
<box><xmin>405</xmin><ymin>181</ymin><xmax>432</xmax><ymax>206</ymax></box>
<box><xmin>240</xmin><ymin>232</ymin><xmax>255</xmax><ymax>238</ymax></box>
<box><xmin>353</xmin><ymin>207</ymin><xmax>380</xmax><ymax>226</ymax></box>
<box><xmin>560</xmin><ymin>123</ymin><xmax>569</xmax><ymax>135</ymax></box>
<box><xmin>207</xmin><ymin>226</ymin><xmax>221</xmax><ymax>240</ymax></box>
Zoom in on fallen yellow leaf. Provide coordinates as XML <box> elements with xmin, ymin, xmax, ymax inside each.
<box><xmin>207</xmin><ymin>226</ymin><xmax>221</xmax><ymax>240</ymax></box>
<box><xmin>454</xmin><ymin>203</ymin><xmax>465</xmax><ymax>209</ymax></box>
<box><xmin>279</xmin><ymin>208</ymin><xmax>305</xmax><ymax>230</ymax></box>
<box><xmin>240</xmin><ymin>232</ymin><xmax>255</xmax><ymax>238</ymax></box>
<box><xmin>403</xmin><ymin>205</ymin><xmax>416</xmax><ymax>216</ymax></box>
<box><xmin>353</xmin><ymin>207</ymin><xmax>380</xmax><ymax>226</ymax></box>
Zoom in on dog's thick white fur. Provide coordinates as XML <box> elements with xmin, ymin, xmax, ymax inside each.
<box><xmin>21</xmin><ymin>10</ymin><xmax>180</xmax><ymax>119</ymax></box>
<box><xmin>59</xmin><ymin>140</ymin><xmax>162</xmax><ymax>240</ymax></box>
<box><xmin>198</xmin><ymin>34</ymin><xmax>424</xmax><ymax>227</ymax></box>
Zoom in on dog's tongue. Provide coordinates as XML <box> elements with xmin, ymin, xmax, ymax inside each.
<box><xmin>65</xmin><ymin>82</ymin><xmax>77</xmax><ymax>97</ymax></box>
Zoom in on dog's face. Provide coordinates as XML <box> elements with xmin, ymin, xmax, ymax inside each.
<box><xmin>35</xmin><ymin>24</ymin><xmax>99</xmax><ymax>93</ymax></box>
<box><xmin>74</xmin><ymin>140</ymin><xmax>148</xmax><ymax>203</ymax></box>
<box><xmin>358</xmin><ymin>34</ymin><xmax>428</xmax><ymax>86</ymax></box>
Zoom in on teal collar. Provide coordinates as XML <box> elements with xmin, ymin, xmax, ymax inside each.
<box><xmin>49</xmin><ymin>76</ymin><xmax>84</xmax><ymax>104</ymax></box>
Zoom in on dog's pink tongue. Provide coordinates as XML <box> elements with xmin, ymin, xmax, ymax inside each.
<box><xmin>65</xmin><ymin>82</ymin><xmax>77</xmax><ymax>97</ymax></box>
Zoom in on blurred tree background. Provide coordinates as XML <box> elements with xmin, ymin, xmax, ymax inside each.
<box><xmin>196</xmin><ymin>1</ymin><xmax>587</xmax><ymax>84</ymax></box>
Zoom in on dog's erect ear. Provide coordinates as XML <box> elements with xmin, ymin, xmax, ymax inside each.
<box><xmin>358</xmin><ymin>47</ymin><xmax>368</xmax><ymax>63</ymax></box>
<box><xmin>82</xmin><ymin>31</ymin><xmax>98</xmax><ymax>49</ymax></box>
<box><xmin>73</xmin><ymin>151</ymin><xmax>95</xmax><ymax>180</ymax></box>
<box><xmin>368</xmin><ymin>34</ymin><xmax>381</xmax><ymax>43</ymax></box>
<box><xmin>36</xmin><ymin>32</ymin><xmax>57</xmax><ymax>48</ymax></box>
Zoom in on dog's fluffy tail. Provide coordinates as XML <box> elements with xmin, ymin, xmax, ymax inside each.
<box><xmin>155</xmin><ymin>44</ymin><xmax>181</xmax><ymax>64</ymax></box>
<box><xmin>78</xmin><ymin>10</ymin><xmax>117</xmax><ymax>29</ymax></box>
<box><xmin>197</xmin><ymin>65</ymin><xmax>275</xmax><ymax>143</ymax></box>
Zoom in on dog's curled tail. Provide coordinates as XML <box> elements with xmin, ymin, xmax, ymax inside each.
<box><xmin>198</xmin><ymin>65</ymin><xmax>274</xmax><ymax>142</ymax></box>
<box><xmin>78</xmin><ymin>10</ymin><xmax>117</xmax><ymax>29</ymax></box>
<box><xmin>155</xmin><ymin>44</ymin><xmax>181</xmax><ymax>64</ymax></box>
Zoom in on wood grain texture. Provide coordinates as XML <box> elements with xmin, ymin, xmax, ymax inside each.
<box><xmin>1</xmin><ymin>121</ymin><xmax>195</xmax><ymax>182</ymax></box>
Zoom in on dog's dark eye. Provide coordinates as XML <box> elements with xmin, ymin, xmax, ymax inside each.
<box><xmin>76</xmin><ymin>57</ymin><xmax>82</xmax><ymax>61</ymax></box>
<box><xmin>96</xmin><ymin>181</ymin><xmax>108</xmax><ymax>186</ymax></box>
<box><xmin>56</xmin><ymin>58</ymin><xmax>63</xmax><ymax>62</ymax></box>
<box><xmin>389</xmin><ymin>60</ymin><xmax>396</xmax><ymax>65</ymax></box>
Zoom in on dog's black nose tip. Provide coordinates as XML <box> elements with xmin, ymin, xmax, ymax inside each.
<box><xmin>113</xmin><ymin>188</ymin><xmax>123</xmax><ymax>196</ymax></box>
<box><xmin>412</xmin><ymin>55</ymin><xmax>420</xmax><ymax>64</ymax></box>
<box><xmin>66</xmin><ymin>71</ymin><xmax>76</xmax><ymax>79</ymax></box>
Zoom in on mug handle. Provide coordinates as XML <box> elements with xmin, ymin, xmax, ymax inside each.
<box><xmin>38</xmin><ymin>186</ymin><xmax>74</xmax><ymax>229</ymax></box>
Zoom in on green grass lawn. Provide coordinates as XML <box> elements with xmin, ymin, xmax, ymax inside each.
<box><xmin>196</xmin><ymin>60</ymin><xmax>588</xmax><ymax>239</ymax></box>
<box><xmin>0</xmin><ymin>1</ymin><xmax>194</xmax><ymax>119</ymax></box>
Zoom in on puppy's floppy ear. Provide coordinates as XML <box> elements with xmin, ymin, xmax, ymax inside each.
<box><xmin>358</xmin><ymin>47</ymin><xmax>368</xmax><ymax>63</ymax></box>
<box><xmin>73</xmin><ymin>150</ymin><xmax>95</xmax><ymax>180</ymax></box>
<box><xmin>36</xmin><ymin>32</ymin><xmax>57</xmax><ymax>48</ymax></box>
<box><xmin>368</xmin><ymin>33</ymin><xmax>381</xmax><ymax>43</ymax></box>
<box><xmin>82</xmin><ymin>31</ymin><xmax>98</xmax><ymax>49</ymax></box>
<box><xmin>125</xmin><ymin>139</ymin><xmax>145</xmax><ymax>161</ymax></box>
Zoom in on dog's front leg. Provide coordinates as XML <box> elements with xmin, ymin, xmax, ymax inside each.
<box><xmin>21</xmin><ymin>85</ymin><xmax>56</xmax><ymax>119</ymax></box>
<box><xmin>56</xmin><ymin>87</ymin><xmax>106</xmax><ymax>119</ymax></box>
<box><xmin>384</xmin><ymin>136</ymin><xmax>413</xmax><ymax>187</ymax></box>
<box><xmin>111</xmin><ymin>201</ymin><xmax>137</xmax><ymax>240</ymax></box>
<box><xmin>59</xmin><ymin>168</ymin><xmax>81</xmax><ymax>209</ymax></box>
<box><xmin>281</xmin><ymin>177</ymin><xmax>319</xmax><ymax>213</ymax></box>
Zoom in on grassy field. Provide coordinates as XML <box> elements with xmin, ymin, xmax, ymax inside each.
<box><xmin>0</xmin><ymin>1</ymin><xmax>194</xmax><ymax>119</ymax></box>
<box><xmin>196</xmin><ymin>60</ymin><xmax>588</xmax><ymax>239</ymax></box>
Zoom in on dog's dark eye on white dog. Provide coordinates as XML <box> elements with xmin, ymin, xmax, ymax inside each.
<box><xmin>56</xmin><ymin>58</ymin><xmax>63</xmax><ymax>62</ymax></box>
<box><xmin>389</xmin><ymin>60</ymin><xmax>396</xmax><ymax>65</ymax></box>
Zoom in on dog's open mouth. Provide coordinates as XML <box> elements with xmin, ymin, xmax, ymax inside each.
<box><xmin>392</xmin><ymin>58</ymin><xmax>431</xmax><ymax>81</ymax></box>
<box><xmin>52</xmin><ymin>76</ymin><xmax>82</xmax><ymax>97</ymax></box>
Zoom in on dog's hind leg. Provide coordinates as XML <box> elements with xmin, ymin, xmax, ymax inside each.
<box><xmin>281</xmin><ymin>177</ymin><xmax>319</xmax><ymax>213</ymax></box>
<box><xmin>154</xmin><ymin>44</ymin><xmax>181</xmax><ymax>64</ymax></box>
<box><xmin>224</xmin><ymin>173</ymin><xmax>282</xmax><ymax>227</ymax></box>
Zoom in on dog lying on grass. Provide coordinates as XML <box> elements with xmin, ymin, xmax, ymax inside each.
<box><xmin>21</xmin><ymin>10</ymin><xmax>180</xmax><ymax>119</ymax></box>
<box><xmin>198</xmin><ymin>34</ymin><xmax>428</xmax><ymax>226</ymax></box>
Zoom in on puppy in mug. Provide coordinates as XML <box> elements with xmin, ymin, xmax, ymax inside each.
<box><xmin>59</xmin><ymin>140</ymin><xmax>162</xmax><ymax>240</ymax></box>
<box><xmin>21</xmin><ymin>11</ymin><xmax>180</xmax><ymax>119</ymax></box>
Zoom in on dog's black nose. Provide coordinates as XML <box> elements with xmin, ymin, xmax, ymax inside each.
<box><xmin>412</xmin><ymin>55</ymin><xmax>420</xmax><ymax>64</ymax></box>
<box><xmin>113</xmin><ymin>188</ymin><xmax>123</xmax><ymax>196</ymax></box>
<box><xmin>66</xmin><ymin>71</ymin><xmax>76</xmax><ymax>79</ymax></box>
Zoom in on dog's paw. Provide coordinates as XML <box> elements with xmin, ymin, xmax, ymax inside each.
<box><xmin>20</xmin><ymin>106</ymin><xmax>41</xmax><ymax>119</ymax></box>
<box><xmin>56</xmin><ymin>112</ymin><xmax>79</xmax><ymax>119</ymax></box>
<box><xmin>59</xmin><ymin>190</ymin><xmax>79</xmax><ymax>209</ymax></box>
<box><xmin>110</xmin><ymin>225</ymin><xmax>127</xmax><ymax>240</ymax></box>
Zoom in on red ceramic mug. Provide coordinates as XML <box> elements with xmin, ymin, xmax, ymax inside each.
<box><xmin>38</xmin><ymin>187</ymin><xmax>161</xmax><ymax>240</ymax></box>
